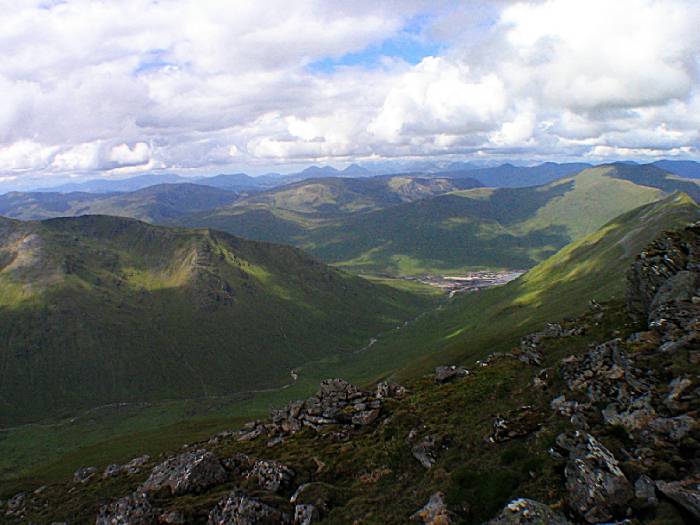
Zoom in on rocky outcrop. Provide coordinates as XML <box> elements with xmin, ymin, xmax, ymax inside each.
<box><xmin>245</xmin><ymin>378</ymin><xmax>384</xmax><ymax>442</ymax></box>
<box><xmin>208</xmin><ymin>490</ymin><xmax>291</xmax><ymax>525</ymax></box>
<box><xmin>627</xmin><ymin>222</ymin><xmax>700</xmax><ymax>341</ymax></box>
<box><xmin>96</xmin><ymin>492</ymin><xmax>158</xmax><ymax>525</ymax></box>
<box><xmin>411</xmin><ymin>435</ymin><xmax>440</xmax><ymax>469</ymax></box>
<box><xmin>139</xmin><ymin>449</ymin><xmax>227</xmax><ymax>496</ymax></box>
<box><xmin>487</xmin><ymin>498</ymin><xmax>571</xmax><ymax>524</ymax></box>
<box><xmin>556</xmin><ymin>431</ymin><xmax>633</xmax><ymax>523</ymax></box>
<box><xmin>410</xmin><ymin>492</ymin><xmax>455</xmax><ymax>524</ymax></box>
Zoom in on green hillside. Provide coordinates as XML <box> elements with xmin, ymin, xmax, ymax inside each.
<box><xmin>0</xmin><ymin>215</ymin><xmax>428</xmax><ymax>425</ymax></box>
<box><xmin>181</xmin><ymin>164</ymin><xmax>684</xmax><ymax>276</ymax></box>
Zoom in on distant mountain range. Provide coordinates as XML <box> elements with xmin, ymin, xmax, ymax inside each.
<box><xmin>179</xmin><ymin>163</ymin><xmax>699</xmax><ymax>274</ymax></box>
<box><xmin>15</xmin><ymin>159</ymin><xmax>700</xmax><ymax>197</ymax></box>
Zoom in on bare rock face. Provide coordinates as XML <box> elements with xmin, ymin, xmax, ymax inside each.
<box><xmin>208</xmin><ymin>490</ymin><xmax>291</xmax><ymax>525</ymax></box>
<box><xmin>245</xmin><ymin>459</ymin><xmax>295</xmax><ymax>493</ymax></box>
<box><xmin>96</xmin><ymin>492</ymin><xmax>158</xmax><ymax>525</ymax></box>
<box><xmin>656</xmin><ymin>478</ymin><xmax>700</xmax><ymax>520</ymax></box>
<box><xmin>487</xmin><ymin>498</ymin><xmax>571</xmax><ymax>525</ymax></box>
<box><xmin>139</xmin><ymin>449</ymin><xmax>226</xmax><ymax>496</ymax></box>
<box><xmin>410</xmin><ymin>492</ymin><xmax>455</xmax><ymax>524</ymax></box>
<box><xmin>557</xmin><ymin>431</ymin><xmax>633</xmax><ymax>523</ymax></box>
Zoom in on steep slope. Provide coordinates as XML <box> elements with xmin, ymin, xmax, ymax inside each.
<box><xmin>0</xmin><ymin>184</ymin><xmax>240</xmax><ymax>223</ymax></box>
<box><xmin>5</xmin><ymin>197</ymin><xmax>700</xmax><ymax>525</ymax></box>
<box><xmin>0</xmin><ymin>215</ymin><xmax>427</xmax><ymax>425</ymax></box>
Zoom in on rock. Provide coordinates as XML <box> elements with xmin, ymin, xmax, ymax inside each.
<box><xmin>487</xmin><ymin>498</ymin><xmax>571</xmax><ymax>524</ymax></box>
<box><xmin>159</xmin><ymin>509</ymin><xmax>187</xmax><ymax>524</ymax></box>
<box><xmin>103</xmin><ymin>463</ymin><xmax>123</xmax><ymax>479</ymax></box>
<box><xmin>140</xmin><ymin>449</ymin><xmax>227</xmax><ymax>496</ymax></box>
<box><xmin>648</xmin><ymin>414</ymin><xmax>695</xmax><ymax>442</ymax></box>
<box><xmin>560</xmin><ymin>431</ymin><xmax>633</xmax><ymax>523</ymax></box>
<box><xmin>294</xmin><ymin>504</ymin><xmax>320</xmax><ymax>524</ymax></box>
<box><xmin>376</xmin><ymin>381</ymin><xmax>407</xmax><ymax>399</ymax></box>
<box><xmin>490</xmin><ymin>406</ymin><xmax>542</xmax><ymax>443</ymax></box>
<box><xmin>73</xmin><ymin>466</ymin><xmax>98</xmax><ymax>484</ymax></box>
<box><xmin>246</xmin><ymin>459</ymin><xmax>294</xmax><ymax>493</ymax></box>
<box><xmin>634</xmin><ymin>474</ymin><xmax>658</xmax><ymax>509</ymax></box>
<box><xmin>410</xmin><ymin>492</ymin><xmax>455</xmax><ymax>524</ymax></box>
<box><xmin>96</xmin><ymin>492</ymin><xmax>158</xmax><ymax>525</ymax></box>
<box><xmin>655</xmin><ymin>478</ymin><xmax>700</xmax><ymax>520</ymax></box>
<box><xmin>665</xmin><ymin>376</ymin><xmax>693</xmax><ymax>409</ymax></box>
<box><xmin>5</xmin><ymin>492</ymin><xmax>26</xmax><ymax>516</ymax></box>
<box><xmin>411</xmin><ymin>435</ymin><xmax>439</xmax><ymax>469</ymax></box>
<box><xmin>351</xmin><ymin>408</ymin><xmax>381</xmax><ymax>426</ymax></box>
<box><xmin>434</xmin><ymin>365</ymin><xmax>468</xmax><ymax>383</ymax></box>
<box><xmin>124</xmin><ymin>454</ymin><xmax>150</xmax><ymax>475</ymax></box>
<box><xmin>208</xmin><ymin>490</ymin><xmax>291</xmax><ymax>525</ymax></box>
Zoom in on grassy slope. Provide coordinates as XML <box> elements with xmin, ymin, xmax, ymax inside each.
<box><xmin>2</xmin><ymin>194</ymin><xmax>696</xmax><ymax>492</ymax></box>
<box><xmin>0</xmin><ymin>215</ymin><xmax>429</xmax><ymax>426</ymax></box>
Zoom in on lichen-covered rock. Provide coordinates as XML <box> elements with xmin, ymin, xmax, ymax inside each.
<box><xmin>208</xmin><ymin>490</ymin><xmax>291</xmax><ymax>525</ymax></box>
<box><xmin>139</xmin><ymin>449</ymin><xmax>226</xmax><ymax>496</ymax></box>
<box><xmin>558</xmin><ymin>431</ymin><xmax>633</xmax><ymax>523</ymax></box>
<box><xmin>410</xmin><ymin>492</ymin><xmax>455</xmax><ymax>524</ymax></box>
<box><xmin>246</xmin><ymin>459</ymin><xmax>294</xmax><ymax>493</ymax></box>
<box><xmin>656</xmin><ymin>478</ymin><xmax>700</xmax><ymax>520</ymax></box>
<box><xmin>487</xmin><ymin>498</ymin><xmax>571</xmax><ymax>524</ymax></box>
<box><xmin>95</xmin><ymin>492</ymin><xmax>158</xmax><ymax>525</ymax></box>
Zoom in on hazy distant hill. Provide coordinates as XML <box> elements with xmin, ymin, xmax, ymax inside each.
<box><xmin>448</xmin><ymin>162</ymin><xmax>592</xmax><ymax>187</ymax></box>
<box><xmin>0</xmin><ymin>183</ymin><xmax>240</xmax><ymax>223</ymax></box>
<box><xmin>0</xmin><ymin>215</ymin><xmax>426</xmax><ymax>424</ymax></box>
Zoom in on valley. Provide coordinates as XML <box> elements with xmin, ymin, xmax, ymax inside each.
<box><xmin>394</xmin><ymin>270</ymin><xmax>525</xmax><ymax>297</ymax></box>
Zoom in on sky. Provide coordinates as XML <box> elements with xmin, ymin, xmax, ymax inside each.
<box><xmin>0</xmin><ymin>0</ymin><xmax>699</xmax><ymax>186</ymax></box>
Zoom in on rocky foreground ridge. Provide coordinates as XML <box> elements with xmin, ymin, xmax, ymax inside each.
<box><xmin>2</xmin><ymin>224</ymin><xmax>700</xmax><ymax>523</ymax></box>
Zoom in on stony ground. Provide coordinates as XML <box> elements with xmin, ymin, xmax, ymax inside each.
<box><xmin>2</xmin><ymin>224</ymin><xmax>700</xmax><ymax>524</ymax></box>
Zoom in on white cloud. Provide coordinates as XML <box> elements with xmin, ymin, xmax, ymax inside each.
<box><xmin>0</xmin><ymin>0</ymin><xmax>698</xmax><ymax>184</ymax></box>
<box><xmin>109</xmin><ymin>142</ymin><xmax>151</xmax><ymax>166</ymax></box>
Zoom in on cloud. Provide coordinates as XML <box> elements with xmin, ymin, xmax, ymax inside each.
<box><xmin>0</xmin><ymin>0</ymin><xmax>698</xmax><ymax>184</ymax></box>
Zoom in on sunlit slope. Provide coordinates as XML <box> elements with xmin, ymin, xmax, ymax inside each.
<box><xmin>334</xmin><ymin>193</ymin><xmax>700</xmax><ymax>381</ymax></box>
<box><xmin>0</xmin><ymin>215</ymin><xmax>428</xmax><ymax>425</ymax></box>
